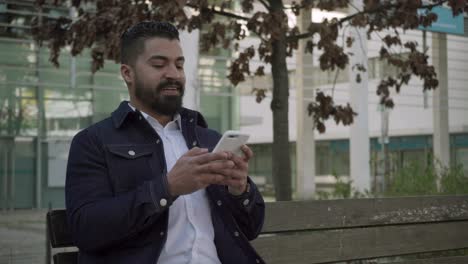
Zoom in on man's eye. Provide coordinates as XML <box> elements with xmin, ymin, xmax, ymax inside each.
<box><xmin>152</xmin><ymin>65</ymin><xmax>164</xmax><ymax>68</ymax></box>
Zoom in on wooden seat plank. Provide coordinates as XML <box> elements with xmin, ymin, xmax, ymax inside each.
<box><xmin>262</xmin><ymin>195</ymin><xmax>468</xmax><ymax>233</ymax></box>
<box><xmin>253</xmin><ymin>221</ymin><xmax>468</xmax><ymax>264</ymax></box>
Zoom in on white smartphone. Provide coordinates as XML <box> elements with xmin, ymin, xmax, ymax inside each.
<box><xmin>212</xmin><ymin>130</ymin><xmax>250</xmax><ymax>156</ymax></box>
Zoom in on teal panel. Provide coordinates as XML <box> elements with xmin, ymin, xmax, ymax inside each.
<box><xmin>249</xmin><ymin>143</ymin><xmax>273</xmax><ymax>184</ymax></box>
<box><xmin>13</xmin><ymin>140</ymin><xmax>35</xmax><ymax>209</ymax></box>
<box><xmin>42</xmin><ymin>188</ymin><xmax>65</xmax><ymax>209</ymax></box>
<box><xmin>40</xmin><ymin>70</ymin><xmax>70</xmax><ymax>85</ymax></box>
<box><xmin>330</xmin><ymin>139</ymin><xmax>349</xmax><ymax>152</ymax></box>
<box><xmin>370</xmin><ymin>137</ymin><xmax>381</xmax><ymax>151</ymax></box>
<box><xmin>0</xmin><ymin>141</ymin><xmax>8</xmax><ymax>209</ymax></box>
<box><xmin>387</xmin><ymin>135</ymin><xmax>431</xmax><ymax>151</ymax></box>
<box><xmin>200</xmin><ymin>94</ymin><xmax>233</xmax><ymax>132</ymax></box>
<box><xmin>92</xmin><ymin>89</ymin><xmax>127</xmax><ymax>123</ymax></box>
<box><xmin>453</xmin><ymin>133</ymin><xmax>468</xmax><ymax>147</ymax></box>
<box><xmin>13</xmin><ymin>159</ymin><xmax>35</xmax><ymax>208</ymax></box>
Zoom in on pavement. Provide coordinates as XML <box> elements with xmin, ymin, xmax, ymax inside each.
<box><xmin>0</xmin><ymin>209</ymin><xmax>48</xmax><ymax>264</ymax></box>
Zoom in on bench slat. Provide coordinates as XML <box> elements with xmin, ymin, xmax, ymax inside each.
<box><xmin>253</xmin><ymin>221</ymin><xmax>468</xmax><ymax>264</ymax></box>
<box><xmin>47</xmin><ymin>210</ymin><xmax>74</xmax><ymax>248</ymax></box>
<box><xmin>388</xmin><ymin>256</ymin><xmax>468</xmax><ymax>264</ymax></box>
<box><xmin>262</xmin><ymin>195</ymin><xmax>468</xmax><ymax>233</ymax></box>
<box><xmin>53</xmin><ymin>252</ymin><xmax>78</xmax><ymax>264</ymax></box>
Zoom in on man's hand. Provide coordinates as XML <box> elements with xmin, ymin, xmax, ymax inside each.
<box><xmin>166</xmin><ymin>147</ymin><xmax>234</xmax><ymax>196</ymax></box>
<box><xmin>224</xmin><ymin>145</ymin><xmax>253</xmax><ymax>196</ymax></box>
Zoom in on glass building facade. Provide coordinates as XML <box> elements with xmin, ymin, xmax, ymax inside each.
<box><xmin>0</xmin><ymin>1</ymin><xmax>241</xmax><ymax>209</ymax></box>
<box><xmin>0</xmin><ymin>1</ymin><xmax>129</xmax><ymax>209</ymax></box>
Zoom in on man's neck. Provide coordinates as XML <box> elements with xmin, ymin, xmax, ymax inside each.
<box><xmin>129</xmin><ymin>100</ymin><xmax>172</xmax><ymax>127</ymax></box>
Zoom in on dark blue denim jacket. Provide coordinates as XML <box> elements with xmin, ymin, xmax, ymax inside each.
<box><xmin>66</xmin><ymin>101</ymin><xmax>265</xmax><ymax>264</ymax></box>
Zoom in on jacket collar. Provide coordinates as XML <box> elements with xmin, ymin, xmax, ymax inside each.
<box><xmin>111</xmin><ymin>101</ymin><xmax>208</xmax><ymax>129</ymax></box>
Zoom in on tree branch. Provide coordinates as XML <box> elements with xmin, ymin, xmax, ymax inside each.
<box><xmin>421</xmin><ymin>0</ymin><xmax>450</xmax><ymax>9</ymax></box>
<box><xmin>287</xmin><ymin>0</ymin><xmax>450</xmax><ymax>41</ymax></box>
<box><xmin>186</xmin><ymin>3</ymin><xmax>251</xmax><ymax>21</ymax></box>
<box><xmin>338</xmin><ymin>0</ymin><xmax>450</xmax><ymax>24</ymax></box>
<box><xmin>257</xmin><ymin>0</ymin><xmax>271</xmax><ymax>11</ymax></box>
<box><xmin>331</xmin><ymin>24</ymin><xmax>350</xmax><ymax>98</ymax></box>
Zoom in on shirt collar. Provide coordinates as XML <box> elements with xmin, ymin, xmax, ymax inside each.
<box><xmin>127</xmin><ymin>103</ymin><xmax>182</xmax><ymax>131</ymax></box>
<box><xmin>111</xmin><ymin>100</ymin><xmax>207</xmax><ymax>129</ymax></box>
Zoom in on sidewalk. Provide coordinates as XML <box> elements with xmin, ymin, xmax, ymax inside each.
<box><xmin>0</xmin><ymin>209</ymin><xmax>48</xmax><ymax>264</ymax></box>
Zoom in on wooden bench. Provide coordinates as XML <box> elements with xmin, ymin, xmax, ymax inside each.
<box><xmin>47</xmin><ymin>195</ymin><xmax>468</xmax><ymax>264</ymax></box>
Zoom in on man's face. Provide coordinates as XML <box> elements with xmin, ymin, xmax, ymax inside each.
<box><xmin>130</xmin><ymin>37</ymin><xmax>186</xmax><ymax>116</ymax></box>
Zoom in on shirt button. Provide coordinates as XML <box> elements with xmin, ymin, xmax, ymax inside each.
<box><xmin>216</xmin><ymin>200</ymin><xmax>222</xmax><ymax>206</ymax></box>
<box><xmin>243</xmin><ymin>199</ymin><xmax>250</xmax><ymax>206</ymax></box>
<box><xmin>159</xmin><ymin>198</ymin><xmax>167</xmax><ymax>207</ymax></box>
<box><xmin>234</xmin><ymin>231</ymin><xmax>239</xmax><ymax>237</ymax></box>
<box><xmin>128</xmin><ymin>150</ymin><xmax>135</xmax><ymax>156</ymax></box>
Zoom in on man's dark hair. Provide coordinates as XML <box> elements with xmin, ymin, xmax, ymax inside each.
<box><xmin>120</xmin><ymin>21</ymin><xmax>179</xmax><ymax>65</ymax></box>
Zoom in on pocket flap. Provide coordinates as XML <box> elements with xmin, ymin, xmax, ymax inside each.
<box><xmin>107</xmin><ymin>144</ymin><xmax>155</xmax><ymax>159</ymax></box>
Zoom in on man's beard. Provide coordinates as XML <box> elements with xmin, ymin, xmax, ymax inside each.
<box><xmin>134</xmin><ymin>77</ymin><xmax>184</xmax><ymax>116</ymax></box>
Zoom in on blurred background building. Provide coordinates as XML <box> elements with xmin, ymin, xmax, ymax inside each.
<box><xmin>0</xmin><ymin>0</ymin><xmax>467</xmax><ymax>209</ymax></box>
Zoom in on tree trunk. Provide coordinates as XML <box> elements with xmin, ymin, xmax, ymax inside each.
<box><xmin>269</xmin><ymin>0</ymin><xmax>292</xmax><ymax>201</ymax></box>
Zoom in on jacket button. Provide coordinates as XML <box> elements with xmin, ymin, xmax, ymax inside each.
<box><xmin>243</xmin><ymin>199</ymin><xmax>250</xmax><ymax>206</ymax></box>
<box><xmin>138</xmin><ymin>116</ymin><xmax>142</xmax><ymax>120</ymax></box>
<box><xmin>192</xmin><ymin>141</ymin><xmax>197</xmax><ymax>146</ymax></box>
<box><xmin>234</xmin><ymin>231</ymin><xmax>239</xmax><ymax>237</ymax></box>
<box><xmin>160</xmin><ymin>231</ymin><xmax>165</xmax><ymax>236</ymax></box>
<box><xmin>159</xmin><ymin>198</ymin><xmax>167</xmax><ymax>207</ymax></box>
<box><xmin>256</xmin><ymin>259</ymin><xmax>260</xmax><ymax>263</ymax></box>
<box><xmin>189</xmin><ymin>118</ymin><xmax>194</xmax><ymax>123</ymax></box>
<box><xmin>156</xmin><ymin>139</ymin><xmax>161</xmax><ymax>144</ymax></box>
<box><xmin>128</xmin><ymin>150</ymin><xmax>135</xmax><ymax>156</ymax></box>
<box><xmin>216</xmin><ymin>200</ymin><xmax>222</xmax><ymax>206</ymax></box>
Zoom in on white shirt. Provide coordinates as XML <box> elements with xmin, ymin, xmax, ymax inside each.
<box><xmin>129</xmin><ymin>104</ymin><xmax>221</xmax><ymax>264</ymax></box>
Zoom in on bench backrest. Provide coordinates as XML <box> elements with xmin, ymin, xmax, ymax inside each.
<box><xmin>46</xmin><ymin>210</ymin><xmax>77</xmax><ymax>264</ymax></box>
<box><xmin>47</xmin><ymin>195</ymin><xmax>468</xmax><ymax>264</ymax></box>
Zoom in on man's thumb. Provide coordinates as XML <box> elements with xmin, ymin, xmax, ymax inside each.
<box><xmin>185</xmin><ymin>147</ymin><xmax>208</xmax><ymax>156</ymax></box>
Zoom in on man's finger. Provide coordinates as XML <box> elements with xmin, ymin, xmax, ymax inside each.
<box><xmin>193</xmin><ymin>151</ymin><xmax>229</xmax><ymax>164</ymax></box>
<box><xmin>220</xmin><ymin>169</ymin><xmax>245</xmax><ymax>180</ymax></box>
<box><xmin>198</xmin><ymin>159</ymin><xmax>235</xmax><ymax>173</ymax></box>
<box><xmin>241</xmin><ymin>145</ymin><xmax>253</xmax><ymax>161</ymax></box>
<box><xmin>231</xmin><ymin>154</ymin><xmax>248</xmax><ymax>171</ymax></box>
<box><xmin>184</xmin><ymin>147</ymin><xmax>209</xmax><ymax>157</ymax></box>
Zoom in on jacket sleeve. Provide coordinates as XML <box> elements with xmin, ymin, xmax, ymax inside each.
<box><xmin>65</xmin><ymin>129</ymin><xmax>174</xmax><ymax>253</ymax></box>
<box><xmin>222</xmin><ymin>177</ymin><xmax>265</xmax><ymax>240</ymax></box>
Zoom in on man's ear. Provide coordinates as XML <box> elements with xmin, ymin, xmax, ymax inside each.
<box><xmin>120</xmin><ymin>64</ymin><xmax>133</xmax><ymax>85</ymax></box>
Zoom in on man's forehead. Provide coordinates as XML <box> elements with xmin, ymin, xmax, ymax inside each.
<box><xmin>142</xmin><ymin>37</ymin><xmax>183</xmax><ymax>56</ymax></box>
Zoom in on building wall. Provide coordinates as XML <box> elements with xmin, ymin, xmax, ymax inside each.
<box><xmin>239</xmin><ymin>29</ymin><xmax>468</xmax><ymax>142</ymax></box>
<box><xmin>237</xmin><ymin>25</ymin><xmax>468</xmax><ymax>190</ymax></box>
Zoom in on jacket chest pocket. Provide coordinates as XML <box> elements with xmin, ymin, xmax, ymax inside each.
<box><xmin>105</xmin><ymin>144</ymin><xmax>159</xmax><ymax>193</ymax></box>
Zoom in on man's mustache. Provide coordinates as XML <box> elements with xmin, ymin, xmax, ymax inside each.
<box><xmin>157</xmin><ymin>80</ymin><xmax>184</xmax><ymax>92</ymax></box>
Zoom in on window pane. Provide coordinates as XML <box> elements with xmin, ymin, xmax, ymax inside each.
<box><xmin>456</xmin><ymin>148</ymin><xmax>468</xmax><ymax>176</ymax></box>
<box><xmin>44</xmin><ymin>100</ymin><xmax>92</xmax><ymax>137</ymax></box>
<box><xmin>401</xmin><ymin>149</ymin><xmax>427</xmax><ymax>168</ymax></box>
<box><xmin>316</xmin><ymin>143</ymin><xmax>330</xmax><ymax>175</ymax></box>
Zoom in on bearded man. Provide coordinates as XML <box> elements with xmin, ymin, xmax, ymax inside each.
<box><xmin>65</xmin><ymin>21</ymin><xmax>265</xmax><ymax>264</ymax></box>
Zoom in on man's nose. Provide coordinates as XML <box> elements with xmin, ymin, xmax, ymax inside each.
<box><xmin>165</xmin><ymin>64</ymin><xmax>182</xmax><ymax>79</ymax></box>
